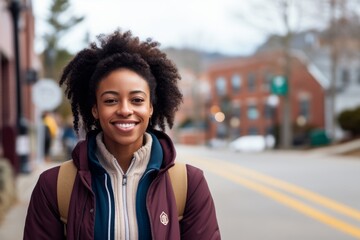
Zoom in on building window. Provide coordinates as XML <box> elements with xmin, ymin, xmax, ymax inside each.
<box><xmin>248</xmin><ymin>127</ymin><xmax>258</xmax><ymax>135</ymax></box>
<box><xmin>232</xmin><ymin>103</ymin><xmax>241</xmax><ymax>119</ymax></box>
<box><xmin>216</xmin><ymin>122</ymin><xmax>227</xmax><ymax>138</ymax></box>
<box><xmin>305</xmin><ymin>32</ymin><xmax>317</xmax><ymax>47</ymax></box>
<box><xmin>229</xmin><ymin>103</ymin><xmax>241</xmax><ymax>140</ymax></box>
<box><xmin>263</xmin><ymin>71</ymin><xmax>273</xmax><ymax>91</ymax></box>
<box><xmin>215</xmin><ymin>76</ymin><xmax>227</xmax><ymax>96</ymax></box>
<box><xmin>231</xmin><ymin>105</ymin><xmax>241</xmax><ymax>134</ymax></box>
<box><xmin>247</xmin><ymin>72</ymin><xmax>256</xmax><ymax>92</ymax></box>
<box><xmin>266</xmin><ymin>126</ymin><xmax>274</xmax><ymax>135</ymax></box>
<box><xmin>231</xmin><ymin>74</ymin><xmax>241</xmax><ymax>94</ymax></box>
<box><xmin>247</xmin><ymin>103</ymin><xmax>259</xmax><ymax>120</ymax></box>
<box><xmin>299</xmin><ymin>98</ymin><xmax>310</xmax><ymax>121</ymax></box>
<box><xmin>340</xmin><ymin>68</ymin><xmax>350</xmax><ymax>90</ymax></box>
<box><xmin>264</xmin><ymin>104</ymin><xmax>273</xmax><ymax>119</ymax></box>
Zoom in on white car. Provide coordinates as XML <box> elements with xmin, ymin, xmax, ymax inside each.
<box><xmin>229</xmin><ymin>135</ymin><xmax>269</xmax><ymax>152</ymax></box>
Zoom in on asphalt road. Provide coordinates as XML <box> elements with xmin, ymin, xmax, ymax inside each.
<box><xmin>175</xmin><ymin>145</ymin><xmax>360</xmax><ymax>240</ymax></box>
<box><xmin>1</xmin><ymin>146</ymin><xmax>359</xmax><ymax>239</ymax></box>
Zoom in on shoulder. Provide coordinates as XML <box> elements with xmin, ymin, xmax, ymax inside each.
<box><xmin>185</xmin><ymin>164</ymin><xmax>204</xmax><ymax>182</ymax></box>
<box><xmin>35</xmin><ymin>166</ymin><xmax>60</xmax><ymax>197</ymax></box>
<box><xmin>180</xmin><ymin>164</ymin><xmax>221</xmax><ymax>239</ymax></box>
<box><xmin>38</xmin><ymin>165</ymin><xmax>60</xmax><ymax>183</ymax></box>
<box><xmin>28</xmin><ymin>165</ymin><xmax>61</xmax><ymax>216</ymax></box>
<box><xmin>25</xmin><ymin>165</ymin><xmax>66</xmax><ymax>239</ymax></box>
<box><xmin>184</xmin><ymin>164</ymin><xmax>209</xmax><ymax>197</ymax></box>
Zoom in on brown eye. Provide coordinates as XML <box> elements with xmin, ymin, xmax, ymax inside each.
<box><xmin>104</xmin><ymin>99</ymin><xmax>117</xmax><ymax>104</ymax></box>
<box><xmin>132</xmin><ymin>98</ymin><xmax>144</xmax><ymax>104</ymax></box>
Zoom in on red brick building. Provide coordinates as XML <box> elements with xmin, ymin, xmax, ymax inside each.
<box><xmin>174</xmin><ymin>69</ymin><xmax>209</xmax><ymax>145</ymax></box>
<box><xmin>204</xmin><ymin>50</ymin><xmax>326</xmax><ymax>144</ymax></box>
<box><xmin>0</xmin><ymin>0</ymin><xmax>38</xmax><ymax>171</ymax></box>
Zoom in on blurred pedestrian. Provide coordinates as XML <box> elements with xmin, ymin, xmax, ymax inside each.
<box><xmin>24</xmin><ymin>29</ymin><xmax>220</xmax><ymax>239</ymax></box>
<box><xmin>42</xmin><ymin>111</ymin><xmax>58</xmax><ymax>162</ymax></box>
<box><xmin>61</xmin><ymin>116</ymin><xmax>78</xmax><ymax>160</ymax></box>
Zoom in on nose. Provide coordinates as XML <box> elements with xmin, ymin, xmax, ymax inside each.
<box><xmin>116</xmin><ymin>102</ymin><xmax>133</xmax><ymax>117</ymax></box>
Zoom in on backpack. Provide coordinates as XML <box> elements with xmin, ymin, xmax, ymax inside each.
<box><xmin>57</xmin><ymin>160</ymin><xmax>188</xmax><ymax>227</ymax></box>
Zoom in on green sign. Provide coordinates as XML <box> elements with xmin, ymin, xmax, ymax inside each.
<box><xmin>271</xmin><ymin>76</ymin><xmax>288</xmax><ymax>96</ymax></box>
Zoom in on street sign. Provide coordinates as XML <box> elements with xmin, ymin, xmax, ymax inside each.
<box><xmin>32</xmin><ymin>79</ymin><xmax>62</xmax><ymax>111</ymax></box>
<box><xmin>271</xmin><ymin>76</ymin><xmax>288</xmax><ymax>96</ymax></box>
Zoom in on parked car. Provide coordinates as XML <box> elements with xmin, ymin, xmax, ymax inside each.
<box><xmin>229</xmin><ymin>135</ymin><xmax>267</xmax><ymax>152</ymax></box>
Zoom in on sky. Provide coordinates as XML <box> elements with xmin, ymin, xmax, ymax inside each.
<box><xmin>32</xmin><ymin>0</ymin><xmax>325</xmax><ymax>56</ymax></box>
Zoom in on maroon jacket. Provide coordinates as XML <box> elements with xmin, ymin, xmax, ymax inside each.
<box><xmin>24</xmin><ymin>131</ymin><xmax>220</xmax><ymax>239</ymax></box>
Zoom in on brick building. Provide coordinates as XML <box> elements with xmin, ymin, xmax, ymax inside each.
<box><xmin>0</xmin><ymin>0</ymin><xmax>38</xmax><ymax>172</ymax></box>
<box><xmin>174</xmin><ymin>69</ymin><xmax>209</xmax><ymax>145</ymax></box>
<box><xmin>204</xmin><ymin>50</ymin><xmax>326</xmax><ymax>145</ymax></box>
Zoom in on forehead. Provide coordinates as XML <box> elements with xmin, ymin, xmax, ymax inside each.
<box><xmin>97</xmin><ymin>68</ymin><xmax>150</xmax><ymax>92</ymax></box>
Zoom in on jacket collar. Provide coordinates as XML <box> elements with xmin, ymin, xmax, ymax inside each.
<box><xmin>150</xmin><ymin>129</ymin><xmax>176</xmax><ymax>170</ymax></box>
<box><xmin>71</xmin><ymin>129</ymin><xmax>176</xmax><ymax>172</ymax></box>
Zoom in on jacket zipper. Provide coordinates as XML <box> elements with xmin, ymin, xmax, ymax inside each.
<box><xmin>122</xmin><ymin>174</ymin><xmax>130</xmax><ymax>240</ymax></box>
<box><xmin>104</xmin><ymin>174</ymin><xmax>112</xmax><ymax>240</ymax></box>
<box><xmin>114</xmin><ymin>158</ymin><xmax>135</xmax><ymax>240</ymax></box>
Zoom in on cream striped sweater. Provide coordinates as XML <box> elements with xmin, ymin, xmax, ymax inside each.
<box><xmin>95</xmin><ymin>132</ymin><xmax>152</xmax><ymax>240</ymax></box>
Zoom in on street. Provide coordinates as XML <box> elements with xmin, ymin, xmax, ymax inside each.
<box><xmin>176</xmin><ymin>145</ymin><xmax>360</xmax><ymax>240</ymax></box>
<box><xmin>0</xmin><ymin>146</ymin><xmax>359</xmax><ymax>239</ymax></box>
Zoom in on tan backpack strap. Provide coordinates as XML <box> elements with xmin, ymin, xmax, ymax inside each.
<box><xmin>168</xmin><ymin>162</ymin><xmax>188</xmax><ymax>221</ymax></box>
<box><xmin>57</xmin><ymin>160</ymin><xmax>77</xmax><ymax>224</ymax></box>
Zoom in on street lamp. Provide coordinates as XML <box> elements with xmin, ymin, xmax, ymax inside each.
<box><xmin>7</xmin><ymin>0</ymin><xmax>30</xmax><ymax>173</ymax></box>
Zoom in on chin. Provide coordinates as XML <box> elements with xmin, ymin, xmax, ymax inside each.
<box><xmin>115</xmin><ymin>135</ymin><xmax>144</xmax><ymax>147</ymax></box>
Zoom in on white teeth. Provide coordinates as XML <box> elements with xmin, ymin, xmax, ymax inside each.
<box><xmin>116</xmin><ymin>123</ymin><xmax>135</xmax><ymax>129</ymax></box>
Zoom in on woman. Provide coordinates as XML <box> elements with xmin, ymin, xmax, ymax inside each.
<box><xmin>24</xmin><ymin>30</ymin><xmax>220</xmax><ymax>240</ymax></box>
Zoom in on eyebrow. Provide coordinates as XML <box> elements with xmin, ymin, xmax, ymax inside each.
<box><xmin>100</xmin><ymin>90</ymin><xmax>148</xmax><ymax>97</ymax></box>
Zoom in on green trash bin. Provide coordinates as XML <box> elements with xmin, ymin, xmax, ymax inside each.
<box><xmin>310</xmin><ymin>129</ymin><xmax>331</xmax><ymax>146</ymax></box>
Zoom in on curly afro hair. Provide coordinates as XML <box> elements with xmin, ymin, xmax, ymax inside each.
<box><xmin>59</xmin><ymin>29</ymin><xmax>183</xmax><ymax>134</ymax></box>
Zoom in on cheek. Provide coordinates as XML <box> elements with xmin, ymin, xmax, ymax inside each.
<box><xmin>144</xmin><ymin>105</ymin><xmax>153</xmax><ymax>117</ymax></box>
<box><xmin>98</xmin><ymin>108</ymin><xmax>113</xmax><ymax>119</ymax></box>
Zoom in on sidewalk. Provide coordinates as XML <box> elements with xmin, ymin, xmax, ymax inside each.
<box><xmin>0</xmin><ymin>161</ymin><xmax>59</xmax><ymax>240</ymax></box>
<box><xmin>306</xmin><ymin>138</ymin><xmax>360</xmax><ymax>157</ymax></box>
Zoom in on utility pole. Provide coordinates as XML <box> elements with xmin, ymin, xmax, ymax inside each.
<box><xmin>327</xmin><ymin>0</ymin><xmax>340</xmax><ymax>140</ymax></box>
<box><xmin>280</xmin><ymin>0</ymin><xmax>293</xmax><ymax>149</ymax></box>
<box><xmin>8</xmin><ymin>0</ymin><xmax>30</xmax><ymax>173</ymax></box>
<box><xmin>8</xmin><ymin>1</ymin><xmax>22</xmax><ymax>124</ymax></box>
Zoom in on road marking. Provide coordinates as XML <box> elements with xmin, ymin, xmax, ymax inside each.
<box><xmin>207</xmin><ymin>157</ymin><xmax>360</xmax><ymax>221</ymax></box>
<box><xmin>180</xmin><ymin>155</ymin><xmax>360</xmax><ymax>239</ymax></box>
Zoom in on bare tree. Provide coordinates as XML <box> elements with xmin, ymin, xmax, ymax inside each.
<box><xmin>321</xmin><ymin>0</ymin><xmax>360</xmax><ymax>139</ymax></box>
<box><xmin>235</xmin><ymin>0</ymin><xmax>360</xmax><ymax>145</ymax></box>
<box><xmin>235</xmin><ymin>0</ymin><xmax>307</xmax><ymax>148</ymax></box>
<box><xmin>43</xmin><ymin>0</ymin><xmax>84</xmax><ymax>79</ymax></box>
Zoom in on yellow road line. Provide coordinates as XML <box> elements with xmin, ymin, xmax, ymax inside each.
<box><xmin>187</xmin><ymin>155</ymin><xmax>360</xmax><ymax>222</ymax></box>
<box><xmin>180</xmin><ymin>155</ymin><xmax>360</xmax><ymax>239</ymax></box>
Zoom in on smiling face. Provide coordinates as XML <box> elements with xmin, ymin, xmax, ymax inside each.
<box><xmin>92</xmin><ymin>68</ymin><xmax>153</xmax><ymax>154</ymax></box>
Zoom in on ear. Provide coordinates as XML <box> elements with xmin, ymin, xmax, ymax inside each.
<box><xmin>149</xmin><ymin>104</ymin><xmax>153</xmax><ymax>117</ymax></box>
<box><xmin>92</xmin><ymin>105</ymin><xmax>99</xmax><ymax>119</ymax></box>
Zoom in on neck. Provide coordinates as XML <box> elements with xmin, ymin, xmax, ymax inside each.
<box><xmin>114</xmin><ymin>150</ymin><xmax>133</xmax><ymax>173</ymax></box>
<box><xmin>102</xmin><ymin>135</ymin><xmax>145</xmax><ymax>173</ymax></box>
